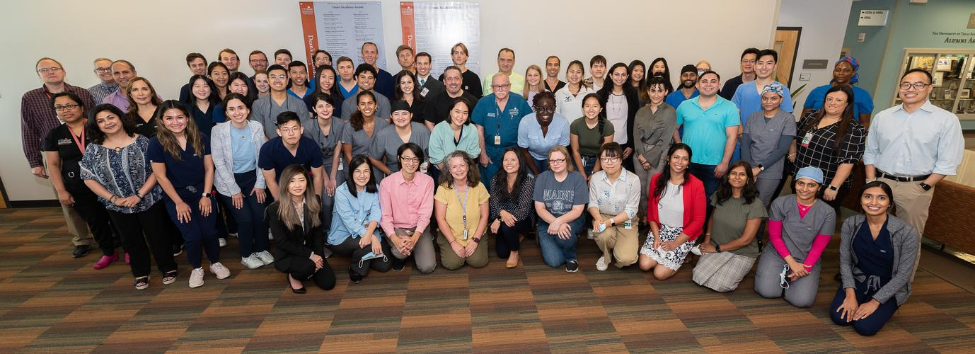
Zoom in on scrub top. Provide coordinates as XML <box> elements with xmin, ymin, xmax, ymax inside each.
<box><xmin>471</xmin><ymin>93</ymin><xmax>533</xmax><ymax>183</ymax></box>
<box><xmin>742</xmin><ymin>110</ymin><xmax>797</xmax><ymax>179</ymax></box>
<box><xmin>853</xmin><ymin>219</ymin><xmax>894</xmax><ymax>283</ymax></box>
<box><xmin>370</xmin><ymin>122</ymin><xmax>431</xmax><ymax>176</ymax></box>
<box><xmin>517</xmin><ymin>112</ymin><xmax>570</xmax><ymax>160</ymax></box>
<box><xmin>257</xmin><ymin>136</ymin><xmax>324</xmax><ymax>182</ymax></box>
<box><xmin>731</xmin><ymin>81</ymin><xmax>794</xmax><ymax>162</ymax></box>
<box><xmin>303</xmin><ymin>117</ymin><xmax>353</xmax><ymax>173</ymax></box>
<box><xmin>665</xmin><ymin>89</ymin><xmax>698</xmax><ymax>110</ymax></box>
<box><xmin>769</xmin><ymin>195</ymin><xmax>835</xmax><ymax>265</ymax></box>
<box><xmin>349</xmin><ymin>117</ymin><xmax>389</xmax><ymax>181</ymax></box>
<box><xmin>146</xmin><ymin>134</ymin><xmax>211</xmax><ymax>191</ymax></box>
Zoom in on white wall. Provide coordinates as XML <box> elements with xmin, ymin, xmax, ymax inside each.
<box><xmin>777</xmin><ymin>0</ymin><xmax>853</xmax><ymax>110</ymax></box>
<box><xmin>0</xmin><ymin>0</ymin><xmax>778</xmax><ymax>202</ymax></box>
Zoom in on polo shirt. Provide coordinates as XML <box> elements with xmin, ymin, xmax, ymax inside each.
<box><xmin>258</xmin><ymin>136</ymin><xmax>323</xmax><ymax>182</ymax></box>
<box><xmin>42</xmin><ymin>124</ymin><xmax>93</xmax><ymax>193</ymax></box>
<box><xmin>676</xmin><ymin>96</ymin><xmax>740</xmax><ymax>165</ymax></box>
<box><xmin>517</xmin><ymin>113</ymin><xmax>570</xmax><ymax>160</ymax></box>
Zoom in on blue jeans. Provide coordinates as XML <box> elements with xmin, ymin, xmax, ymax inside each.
<box><xmin>532</xmin><ymin>157</ymin><xmax>549</xmax><ymax>175</ymax></box>
<box><xmin>217</xmin><ymin>171</ymin><xmax>269</xmax><ymax>258</ymax></box>
<box><xmin>688</xmin><ymin>163</ymin><xmax>720</xmax><ymax>225</ymax></box>
<box><xmin>537</xmin><ymin>217</ymin><xmax>584</xmax><ymax>267</ymax></box>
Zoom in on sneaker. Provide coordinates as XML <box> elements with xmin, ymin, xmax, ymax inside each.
<box><xmin>210</xmin><ymin>262</ymin><xmax>231</xmax><ymax>279</ymax></box>
<box><xmin>93</xmin><ymin>253</ymin><xmax>119</xmax><ymax>270</ymax></box>
<box><xmin>587</xmin><ymin>229</ymin><xmax>594</xmax><ymax>240</ymax></box>
<box><xmin>256</xmin><ymin>250</ymin><xmax>275</xmax><ymax>265</ymax></box>
<box><xmin>595</xmin><ymin>256</ymin><xmax>609</xmax><ymax>271</ymax></box>
<box><xmin>173</xmin><ymin>244</ymin><xmax>183</xmax><ymax>257</ymax></box>
<box><xmin>134</xmin><ymin>276</ymin><xmax>149</xmax><ymax>290</ymax></box>
<box><xmin>162</xmin><ymin>270</ymin><xmax>178</xmax><ymax>285</ymax></box>
<box><xmin>241</xmin><ymin>254</ymin><xmax>264</xmax><ymax>269</ymax></box>
<box><xmin>189</xmin><ymin>268</ymin><xmax>205</xmax><ymax>288</ymax></box>
<box><xmin>72</xmin><ymin>245</ymin><xmax>90</xmax><ymax>258</ymax></box>
<box><xmin>566</xmin><ymin>260</ymin><xmax>579</xmax><ymax>273</ymax></box>
<box><xmin>228</xmin><ymin>232</ymin><xmax>238</xmax><ymax>238</ymax></box>
<box><xmin>268</xmin><ymin>231</ymin><xmax>274</xmax><ymax>241</ymax></box>
<box><xmin>391</xmin><ymin>257</ymin><xmax>406</xmax><ymax>271</ymax></box>
<box><xmin>690</xmin><ymin>245</ymin><xmax>702</xmax><ymax>256</ymax></box>
<box><xmin>218</xmin><ymin>238</ymin><xmax>227</xmax><ymax>248</ymax></box>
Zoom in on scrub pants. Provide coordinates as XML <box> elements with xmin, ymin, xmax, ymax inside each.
<box><xmin>829</xmin><ymin>281</ymin><xmax>899</xmax><ymax>336</ymax></box>
<box><xmin>755</xmin><ymin>177</ymin><xmax>781</xmax><ymax>208</ymax></box>
<box><xmin>165</xmin><ymin>189</ymin><xmax>221</xmax><ymax>269</ymax></box>
<box><xmin>537</xmin><ymin>217</ymin><xmax>584</xmax><ymax>268</ymax></box>
<box><xmin>107</xmin><ymin>202</ymin><xmax>177</xmax><ymax>278</ymax></box>
<box><xmin>753</xmin><ymin>246</ymin><xmax>821</xmax><ymax>308</ymax></box>
<box><xmin>217</xmin><ymin>171</ymin><xmax>269</xmax><ymax>258</ymax></box>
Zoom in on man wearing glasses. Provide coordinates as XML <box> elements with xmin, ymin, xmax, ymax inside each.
<box><xmin>719</xmin><ymin>48</ymin><xmax>759</xmax><ymax>100</ymax></box>
<box><xmin>87</xmin><ymin>58</ymin><xmax>117</xmax><ymax>103</ymax></box>
<box><xmin>20</xmin><ymin>57</ymin><xmax>97</xmax><ymax>257</ymax></box>
<box><xmin>472</xmin><ymin>73</ymin><xmax>532</xmax><ymax>183</ymax></box>
<box><xmin>252</xmin><ymin>64</ymin><xmax>311</xmax><ymax>139</ymax></box>
<box><xmin>864</xmin><ymin>68</ymin><xmax>964</xmax><ymax>240</ymax></box>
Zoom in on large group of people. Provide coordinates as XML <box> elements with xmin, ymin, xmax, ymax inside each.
<box><xmin>20</xmin><ymin>41</ymin><xmax>965</xmax><ymax>336</ymax></box>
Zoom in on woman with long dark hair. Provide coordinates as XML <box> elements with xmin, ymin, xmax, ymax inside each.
<box><xmin>349</xmin><ymin>90</ymin><xmax>389</xmax><ymax>181</ymax></box>
<box><xmin>489</xmin><ymin>147</ymin><xmax>535</xmax><ymax>268</ymax></box>
<box><xmin>789</xmin><ymin>85</ymin><xmax>866</xmax><ymax>212</ymax></box>
<box><xmin>554</xmin><ymin>60</ymin><xmax>594</xmax><ymax>123</ymax></box>
<box><xmin>148</xmin><ymin>100</ymin><xmax>230</xmax><ymax>288</ymax></box>
<box><xmin>208</xmin><ymin>62</ymin><xmax>231</xmax><ymax>101</ymax></box>
<box><xmin>304</xmin><ymin>64</ymin><xmax>345</xmax><ymax>117</ymax></box>
<box><xmin>570</xmin><ymin>93</ymin><xmax>613</xmax><ymax>180</ymax></box>
<box><xmin>648</xmin><ymin>57</ymin><xmax>674</xmax><ymax>93</ymax></box>
<box><xmin>125</xmin><ymin>77</ymin><xmax>163</xmax><ymax>138</ymax></box>
<box><xmin>639</xmin><ymin>143</ymin><xmax>706</xmax><ymax>280</ymax></box>
<box><xmin>182</xmin><ymin>75</ymin><xmax>219</xmax><ymax>136</ymax></box>
<box><xmin>632</xmin><ymin>76</ymin><xmax>677</xmax><ymax>225</ymax></box>
<box><xmin>393</xmin><ymin>70</ymin><xmax>426</xmax><ymax>123</ymax></box>
<box><xmin>269</xmin><ymin>165</ymin><xmax>335</xmax><ymax>293</ymax></box>
<box><xmin>692</xmin><ymin>161</ymin><xmax>767</xmax><ymax>292</ymax></box>
<box><xmin>597</xmin><ymin>63</ymin><xmax>639</xmax><ymax>171</ymax></box>
<box><xmin>628</xmin><ymin>60</ymin><xmax>647</xmax><ymax>105</ymax></box>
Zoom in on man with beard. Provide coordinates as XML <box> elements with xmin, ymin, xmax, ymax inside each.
<box><xmin>666</xmin><ymin>64</ymin><xmax>700</xmax><ymax>109</ymax></box>
<box><xmin>544</xmin><ymin>56</ymin><xmax>565</xmax><ymax>92</ymax></box>
<box><xmin>423</xmin><ymin>66</ymin><xmax>475</xmax><ymax>131</ymax></box>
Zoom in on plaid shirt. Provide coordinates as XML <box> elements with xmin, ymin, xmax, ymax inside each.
<box><xmin>794</xmin><ymin>111</ymin><xmax>867</xmax><ymax>188</ymax></box>
<box><xmin>20</xmin><ymin>83</ymin><xmax>95</xmax><ymax>168</ymax></box>
<box><xmin>87</xmin><ymin>82</ymin><xmax>118</xmax><ymax>103</ymax></box>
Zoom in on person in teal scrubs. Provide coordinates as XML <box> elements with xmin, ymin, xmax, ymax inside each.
<box><xmin>472</xmin><ymin>73</ymin><xmax>532</xmax><ymax>184</ymax></box>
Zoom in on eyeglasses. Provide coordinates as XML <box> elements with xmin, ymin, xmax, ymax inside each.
<box><xmin>269</xmin><ymin>75</ymin><xmax>288</xmax><ymax>80</ymax></box>
<box><xmin>741</xmin><ymin>59</ymin><xmax>756</xmax><ymax>64</ymax></box>
<box><xmin>899</xmin><ymin>82</ymin><xmax>930</xmax><ymax>90</ymax></box>
<box><xmin>94</xmin><ymin>67</ymin><xmax>111</xmax><ymax>73</ymax></box>
<box><xmin>54</xmin><ymin>104</ymin><xmax>80</xmax><ymax>111</ymax></box>
<box><xmin>249</xmin><ymin>59</ymin><xmax>268</xmax><ymax>63</ymax></box>
<box><xmin>550</xmin><ymin>158</ymin><xmax>566</xmax><ymax>164</ymax></box>
<box><xmin>277</xmin><ymin>126</ymin><xmax>301</xmax><ymax>134</ymax></box>
<box><xmin>600</xmin><ymin>157</ymin><xmax>620</xmax><ymax>164</ymax></box>
<box><xmin>37</xmin><ymin>67</ymin><xmax>62</xmax><ymax>74</ymax></box>
<box><xmin>400</xmin><ymin>156</ymin><xmax>419</xmax><ymax>163</ymax></box>
<box><xmin>492</xmin><ymin>84</ymin><xmax>510</xmax><ymax>89</ymax></box>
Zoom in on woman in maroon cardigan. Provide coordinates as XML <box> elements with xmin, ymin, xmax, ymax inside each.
<box><xmin>639</xmin><ymin>143</ymin><xmax>707</xmax><ymax>280</ymax></box>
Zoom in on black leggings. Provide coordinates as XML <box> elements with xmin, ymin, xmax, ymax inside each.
<box><xmin>72</xmin><ymin>193</ymin><xmax>117</xmax><ymax>256</ymax></box>
<box><xmin>495</xmin><ymin>218</ymin><xmax>532</xmax><ymax>259</ymax></box>
<box><xmin>329</xmin><ymin>236</ymin><xmax>392</xmax><ymax>277</ymax></box>
<box><xmin>107</xmin><ymin>202</ymin><xmax>177</xmax><ymax>278</ymax></box>
<box><xmin>275</xmin><ymin>253</ymin><xmax>336</xmax><ymax>290</ymax></box>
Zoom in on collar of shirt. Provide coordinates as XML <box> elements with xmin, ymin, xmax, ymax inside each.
<box><xmin>689</xmin><ymin>95</ymin><xmax>727</xmax><ymax>111</ymax></box>
<box><xmin>598</xmin><ymin>170</ymin><xmax>629</xmax><ymax>185</ymax></box>
<box><xmin>894</xmin><ymin>100</ymin><xmax>936</xmax><ymax>115</ymax></box>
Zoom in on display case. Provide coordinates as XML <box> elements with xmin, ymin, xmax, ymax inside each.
<box><xmin>895</xmin><ymin>49</ymin><xmax>975</xmax><ymax>120</ymax></box>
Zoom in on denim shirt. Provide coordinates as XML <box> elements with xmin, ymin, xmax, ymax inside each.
<box><xmin>328</xmin><ymin>182</ymin><xmax>382</xmax><ymax>244</ymax></box>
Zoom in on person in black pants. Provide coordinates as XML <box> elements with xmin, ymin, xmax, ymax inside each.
<box><xmin>269</xmin><ymin>165</ymin><xmax>335</xmax><ymax>293</ymax></box>
<box><xmin>488</xmin><ymin>147</ymin><xmax>536</xmax><ymax>269</ymax></box>
<box><xmin>80</xmin><ymin>104</ymin><xmax>177</xmax><ymax>290</ymax></box>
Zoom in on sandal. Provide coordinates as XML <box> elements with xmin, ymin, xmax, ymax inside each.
<box><xmin>162</xmin><ymin>270</ymin><xmax>178</xmax><ymax>285</ymax></box>
<box><xmin>134</xmin><ymin>276</ymin><xmax>150</xmax><ymax>290</ymax></box>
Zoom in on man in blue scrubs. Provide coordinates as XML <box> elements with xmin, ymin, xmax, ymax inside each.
<box><xmin>258</xmin><ymin>112</ymin><xmax>324</xmax><ymax>201</ymax></box>
<box><xmin>665</xmin><ymin>65</ymin><xmax>700</xmax><ymax>109</ymax></box>
<box><xmin>473</xmin><ymin>73</ymin><xmax>533</xmax><ymax>183</ymax></box>
<box><xmin>731</xmin><ymin>49</ymin><xmax>793</xmax><ymax>162</ymax></box>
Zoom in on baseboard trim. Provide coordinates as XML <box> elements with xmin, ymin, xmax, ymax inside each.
<box><xmin>8</xmin><ymin>200</ymin><xmax>60</xmax><ymax>208</ymax></box>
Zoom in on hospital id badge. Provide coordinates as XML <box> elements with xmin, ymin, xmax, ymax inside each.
<box><xmin>494</xmin><ymin>135</ymin><xmax>501</xmax><ymax>145</ymax></box>
<box><xmin>624</xmin><ymin>220</ymin><xmax>633</xmax><ymax>230</ymax></box>
<box><xmin>338</xmin><ymin>162</ymin><xmax>344</xmax><ymax>171</ymax></box>
<box><xmin>800</xmin><ymin>132</ymin><xmax>814</xmax><ymax>147</ymax></box>
<box><xmin>462</xmin><ymin>229</ymin><xmax>469</xmax><ymax>240</ymax></box>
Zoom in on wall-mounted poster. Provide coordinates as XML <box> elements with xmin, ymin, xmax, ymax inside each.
<box><xmin>933</xmin><ymin>71</ymin><xmax>944</xmax><ymax>87</ymax></box>
<box><xmin>909</xmin><ymin>55</ymin><xmax>935</xmax><ymax>71</ymax></box>
<box><xmin>298</xmin><ymin>2</ymin><xmax>388</xmax><ymax>71</ymax></box>
<box><xmin>400</xmin><ymin>1</ymin><xmax>481</xmax><ymax>79</ymax></box>
<box><xmin>936</xmin><ymin>56</ymin><xmax>952</xmax><ymax>71</ymax></box>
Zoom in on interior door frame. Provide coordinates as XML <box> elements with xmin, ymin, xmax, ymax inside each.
<box><xmin>775</xmin><ymin>26</ymin><xmax>802</xmax><ymax>88</ymax></box>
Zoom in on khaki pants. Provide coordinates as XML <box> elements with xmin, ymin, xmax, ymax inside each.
<box><xmin>386</xmin><ymin>227</ymin><xmax>437</xmax><ymax>274</ymax></box>
<box><xmin>437</xmin><ymin>232</ymin><xmax>488</xmax><ymax>270</ymax></box>
<box><xmin>885</xmin><ymin>178</ymin><xmax>934</xmax><ymax>281</ymax></box>
<box><xmin>47</xmin><ymin>174</ymin><xmax>91</xmax><ymax>246</ymax></box>
<box><xmin>593</xmin><ymin>213</ymin><xmax>639</xmax><ymax>268</ymax></box>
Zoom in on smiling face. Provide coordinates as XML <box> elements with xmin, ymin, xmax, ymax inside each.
<box><xmin>352</xmin><ymin>162</ymin><xmax>371</xmax><ymax>188</ymax></box>
<box><xmin>112</xmin><ymin>62</ymin><xmax>136</xmax><ymax>89</ymax></box>
<box><xmin>220</xmin><ymin>51</ymin><xmax>239</xmax><ymax>71</ymax></box>
<box><xmin>647</xmin><ymin>84</ymin><xmax>666</xmax><ymax>105</ymax></box>
<box><xmin>548</xmin><ymin>150</ymin><xmax>568</xmax><ymax>173</ymax></box>
<box><xmin>161</xmin><ymin>108</ymin><xmax>188</xmax><ymax>135</ymax></box>
<box><xmin>53</xmin><ymin>96</ymin><xmax>83</xmax><ymax>123</ymax></box>
<box><xmin>491</xmin><ymin>74</ymin><xmax>510</xmax><ymax>101</ymax></box>
<box><xmin>225</xmin><ymin>98</ymin><xmax>249</xmax><ymax>124</ymax></box>
<box><xmin>94</xmin><ymin>59</ymin><xmax>113</xmax><ymax>83</ymax></box>
<box><xmin>527</xmin><ymin>68</ymin><xmax>542</xmax><ymax>86</ymax></box>
<box><xmin>651</xmin><ymin>61</ymin><xmax>666</xmax><ymax>75</ymax></box>
<box><xmin>533</xmin><ymin>96</ymin><xmax>556</xmax><ymax>126</ymax></box>
<box><xmin>288</xmin><ymin>173</ymin><xmax>307</xmax><ymax>198</ymax></box>
<box><xmin>755</xmin><ymin>54</ymin><xmax>776</xmax><ymax>79</ymax></box>
<box><xmin>761</xmin><ymin>91</ymin><xmax>781</xmax><ymax>112</ymax></box>
<box><xmin>600</xmin><ymin>149</ymin><xmax>621</xmax><ymax>175</ymax></box>
<box><xmin>727</xmin><ymin>165</ymin><xmax>748</xmax><ymax>190</ymax></box>
<box><xmin>898</xmin><ymin>71</ymin><xmax>932</xmax><ymax>106</ymax></box>
<box><xmin>249</xmin><ymin>53</ymin><xmax>268</xmax><ymax>73</ymax></box>
<box><xmin>696</xmin><ymin>73</ymin><xmax>720</xmax><ymax>97</ymax></box>
<box><xmin>860</xmin><ymin>186</ymin><xmax>891</xmax><ymax>216</ymax></box>
<box><xmin>583</xmin><ymin>96</ymin><xmax>602</xmax><ymax>119</ymax></box>
<box><xmin>361</xmin><ymin>43</ymin><xmax>379</xmax><ymax>66</ymax></box>
<box><xmin>275</xmin><ymin>53</ymin><xmax>291</xmax><ymax>67</ymax></box>
<box><xmin>444</xmin><ymin>69</ymin><xmax>462</xmax><ymax>94</ymax></box>
<box><xmin>399</xmin><ymin>148</ymin><xmax>420</xmax><ymax>174</ymax></box>
<box><xmin>191</xmin><ymin>78</ymin><xmax>211</xmax><ymax>101</ymax></box>
<box><xmin>566</xmin><ymin>63</ymin><xmax>583</xmax><ymax>85</ymax></box>
<box><xmin>314</xmin><ymin>100</ymin><xmax>333</xmax><ymax>119</ymax></box>
<box><xmin>833</xmin><ymin>61</ymin><xmax>854</xmax><ymax>85</ymax></box>
<box><xmin>318</xmin><ymin>70</ymin><xmax>335</xmax><ymax>92</ymax></box>
<box><xmin>314</xmin><ymin>52</ymin><xmax>331</xmax><ymax>67</ymax></box>
<box><xmin>416</xmin><ymin>55</ymin><xmax>431</xmax><ymax>77</ymax></box>
<box><xmin>448</xmin><ymin>155</ymin><xmax>468</xmax><ymax>182</ymax></box>
<box><xmin>740</xmin><ymin>53</ymin><xmax>757</xmax><ymax>74</ymax></box>
<box><xmin>229</xmin><ymin>78</ymin><xmax>248</xmax><ymax>96</ymax></box>
<box><xmin>399</xmin><ymin>75</ymin><xmax>415</xmax><ymax>95</ymax></box>
<box><xmin>129</xmin><ymin>80</ymin><xmax>153</xmax><ymax>105</ymax></box>
<box><xmin>255</xmin><ymin>73</ymin><xmax>270</xmax><ymax>93</ymax></box>
<box><xmin>210</xmin><ymin>66</ymin><xmax>229</xmax><ymax>87</ymax></box>
<box><xmin>501</xmin><ymin>150</ymin><xmax>520</xmax><ymax>174</ymax></box>
<box><xmin>357</xmin><ymin>71</ymin><xmax>376</xmax><ymax>91</ymax></box>
<box><xmin>289</xmin><ymin>66</ymin><xmax>307</xmax><ymax>86</ymax></box>
<box><xmin>449</xmin><ymin>101</ymin><xmax>469</xmax><ymax>126</ymax></box>
<box><xmin>267</xmin><ymin>69</ymin><xmax>288</xmax><ymax>93</ymax></box>
<box><xmin>668</xmin><ymin>148</ymin><xmax>689</xmax><ymax>175</ymax></box>
<box><xmin>545</xmin><ymin>57</ymin><xmax>560</xmax><ymax>78</ymax></box>
<box><xmin>357</xmin><ymin>94</ymin><xmax>376</xmax><ymax>118</ymax></box>
<box><xmin>391</xmin><ymin>109</ymin><xmax>411</xmax><ymax>128</ymax></box>
<box><xmin>631</xmin><ymin>65</ymin><xmax>645</xmax><ymax>82</ymax></box>
<box><xmin>610</xmin><ymin>66</ymin><xmax>628</xmax><ymax>87</ymax></box>
<box><xmin>795</xmin><ymin>177</ymin><xmax>821</xmax><ymax>201</ymax></box>
<box><xmin>823</xmin><ymin>91</ymin><xmax>849</xmax><ymax>116</ymax></box>
<box><xmin>680</xmin><ymin>71</ymin><xmax>697</xmax><ymax>89</ymax></box>
<box><xmin>188</xmin><ymin>58</ymin><xmax>207</xmax><ymax>76</ymax></box>
<box><xmin>95</xmin><ymin>110</ymin><xmax>122</xmax><ymax>135</ymax></box>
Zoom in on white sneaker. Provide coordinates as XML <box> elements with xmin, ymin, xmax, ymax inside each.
<box><xmin>210</xmin><ymin>262</ymin><xmax>231</xmax><ymax>279</ymax></box>
<box><xmin>596</xmin><ymin>256</ymin><xmax>609</xmax><ymax>271</ymax></box>
<box><xmin>256</xmin><ymin>250</ymin><xmax>275</xmax><ymax>265</ymax></box>
<box><xmin>189</xmin><ymin>267</ymin><xmax>205</xmax><ymax>288</ymax></box>
<box><xmin>241</xmin><ymin>254</ymin><xmax>264</xmax><ymax>269</ymax></box>
<box><xmin>268</xmin><ymin>231</ymin><xmax>274</xmax><ymax>240</ymax></box>
<box><xmin>218</xmin><ymin>238</ymin><xmax>227</xmax><ymax>247</ymax></box>
<box><xmin>690</xmin><ymin>245</ymin><xmax>702</xmax><ymax>256</ymax></box>
<box><xmin>587</xmin><ymin>229</ymin><xmax>594</xmax><ymax>239</ymax></box>
<box><xmin>228</xmin><ymin>232</ymin><xmax>238</xmax><ymax>238</ymax></box>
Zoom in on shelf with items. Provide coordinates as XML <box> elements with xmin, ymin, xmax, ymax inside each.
<box><xmin>895</xmin><ymin>49</ymin><xmax>975</xmax><ymax>118</ymax></box>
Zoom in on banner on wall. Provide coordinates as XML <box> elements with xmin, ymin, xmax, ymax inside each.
<box><xmin>298</xmin><ymin>1</ymin><xmax>388</xmax><ymax>71</ymax></box>
<box><xmin>400</xmin><ymin>2</ymin><xmax>480</xmax><ymax>78</ymax></box>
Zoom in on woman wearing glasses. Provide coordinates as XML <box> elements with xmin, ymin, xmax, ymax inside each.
<box><xmin>754</xmin><ymin>166</ymin><xmax>835</xmax><ymax>307</ymax></box>
<box><xmin>589</xmin><ymin>143</ymin><xmax>641</xmax><ymax>271</ymax></box>
<box><xmin>533</xmin><ymin>146</ymin><xmax>588</xmax><ymax>272</ymax></box>
<box><xmin>518</xmin><ymin>92</ymin><xmax>570</xmax><ymax>175</ymax></box>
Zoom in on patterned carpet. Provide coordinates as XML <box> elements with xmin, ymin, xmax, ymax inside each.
<box><xmin>2</xmin><ymin>207</ymin><xmax>974</xmax><ymax>353</ymax></box>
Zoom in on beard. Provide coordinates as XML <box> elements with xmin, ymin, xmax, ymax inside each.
<box><xmin>681</xmin><ymin>80</ymin><xmax>695</xmax><ymax>89</ymax></box>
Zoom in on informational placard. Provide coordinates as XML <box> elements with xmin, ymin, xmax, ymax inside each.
<box><xmin>858</xmin><ymin>10</ymin><xmax>888</xmax><ymax>27</ymax></box>
<box><xmin>400</xmin><ymin>2</ymin><xmax>480</xmax><ymax>78</ymax></box>
<box><xmin>299</xmin><ymin>1</ymin><xmax>387</xmax><ymax>71</ymax></box>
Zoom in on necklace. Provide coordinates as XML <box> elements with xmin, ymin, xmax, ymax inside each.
<box><xmin>609</xmin><ymin>94</ymin><xmax>625</xmax><ymax>117</ymax></box>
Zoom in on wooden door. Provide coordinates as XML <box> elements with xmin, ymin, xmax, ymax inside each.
<box><xmin>774</xmin><ymin>27</ymin><xmax>801</xmax><ymax>87</ymax></box>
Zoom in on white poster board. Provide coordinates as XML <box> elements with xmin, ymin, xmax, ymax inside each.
<box><xmin>400</xmin><ymin>1</ymin><xmax>480</xmax><ymax>78</ymax></box>
<box><xmin>299</xmin><ymin>1</ymin><xmax>388</xmax><ymax>70</ymax></box>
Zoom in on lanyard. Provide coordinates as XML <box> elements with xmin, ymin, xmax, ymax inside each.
<box><xmin>453</xmin><ymin>184</ymin><xmax>469</xmax><ymax>229</ymax></box>
<box><xmin>69</xmin><ymin>125</ymin><xmax>85</xmax><ymax>154</ymax></box>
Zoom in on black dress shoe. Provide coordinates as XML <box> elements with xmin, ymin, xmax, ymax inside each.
<box><xmin>72</xmin><ymin>245</ymin><xmax>90</xmax><ymax>258</ymax></box>
<box><xmin>349</xmin><ymin>267</ymin><xmax>362</xmax><ymax>283</ymax></box>
<box><xmin>289</xmin><ymin>276</ymin><xmax>306</xmax><ymax>294</ymax></box>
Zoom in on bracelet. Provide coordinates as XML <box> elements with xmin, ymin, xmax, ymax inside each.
<box><xmin>109</xmin><ymin>195</ymin><xmax>118</xmax><ymax>204</ymax></box>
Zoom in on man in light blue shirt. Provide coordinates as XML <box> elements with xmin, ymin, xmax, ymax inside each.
<box><xmin>864</xmin><ymin>68</ymin><xmax>965</xmax><ymax>237</ymax></box>
<box><xmin>731</xmin><ymin>49</ymin><xmax>793</xmax><ymax>162</ymax></box>
<box><xmin>675</xmin><ymin>71</ymin><xmax>740</xmax><ymax>218</ymax></box>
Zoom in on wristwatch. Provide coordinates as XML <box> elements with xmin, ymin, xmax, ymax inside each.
<box><xmin>715</xmin><ymin>244</ymin><xmax>723</xmax><ymax>253</ymax></box>
<box><xmin>202</xmin><ymin>191</ymin><xmax>212</xmax><ymax>198</ymax></box>
<box><xmin>757</xmin><ymin>164</ymin><xmax>765</xmax><ymax>171</ymax></box>
<box><xmin>610</xmin><ymin>218</ymin><xmax>616</xmax><ymax>226</ymax></box>
<box><xmin>136</xmin><ymin>191</ymin><xmax>145</xmax><ymax>200</ymax></box>
<box><xmin>472</xmin><ymin>237</ymin><xmax>481</xmax><ymax>244</ymax></box>
<box><xmin>828</xmin><ymin>185</ymin><xmax>839</xmax><ymax>191</ymax></box>
<box><xmin>919</xmin><ymin>182</ymin><xmax>932</xmax><ymax>191</ymax></box>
